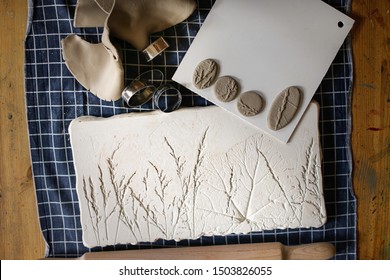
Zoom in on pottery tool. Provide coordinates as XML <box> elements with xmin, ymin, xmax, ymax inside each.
<box><xmin>122</xmin><ymin>70</ymin><xmax>164</xmax><ymax>107</ymax></box>
<box><xmin>173</xmin><ymin>0</ymin><xmax>354</xmax><ymax>143</ymax></box>
<box><xmin>142</xmin><ymin>37</ymin><xmax>170</xmax><ymax>62</ymax></box>
<box><xmin>76</xmin><ymin>242</ymin><xmax>335</xmax><ymax>260</ymax></box>
<box><xmin>153</xmin><ymin>85</ymin><xmax>182</xmax><ymax>112</ymax></box>
<box><xmin>122</xmin><ymin>70</ymin><xmax>182</xmax><ymax>112</ymax></box>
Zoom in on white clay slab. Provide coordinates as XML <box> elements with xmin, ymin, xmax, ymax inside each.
<box><xmin>173</xmin><ymin>0</ymin><xmax>354</xmax><ymax>143</ymax></box>
<box><xmin>70</xmin><ymin>103</ymin><xmax>326</xmax><ymax>248</ymax></box>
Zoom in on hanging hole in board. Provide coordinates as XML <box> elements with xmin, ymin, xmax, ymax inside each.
<box><xmin>338</xmin><ymin>21</ymin><xmax>344</xmax><ymax>28</ymax></box>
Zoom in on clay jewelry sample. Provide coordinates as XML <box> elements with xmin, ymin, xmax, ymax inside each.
<box><xmin>153</xmin><ymin>85</ymin><xmax>182</xmax><ymax>113</ymax></box>
<box><xmin>237</xmin><ymin>91</ymin><xmax>264</xmax><ymax>117</ymax></box>
<box><xmin>122</xmin><ymin>70</ymin><xmax>164</xmax><ymax>107</ymax></box>
<box><xmin>193</xmin><ymin>59</ymin><xmax>219</xmax><ymax>89</ymax></box>
<box><xmin>214</xmin><ymin>76</ymin><xmax>240</xmax><ymax>102</ymax></box>
<box><xmin>268</xmin><ymin>86</ymin><xmax>302</xmax><ymax>131</ymax></box>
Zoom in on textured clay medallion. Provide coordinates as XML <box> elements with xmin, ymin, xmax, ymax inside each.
<box><xmin>268</xmin><ymin>86</ymin><xmax>301</xmax><ymax>131</ymax></box>
<box><xmin>193</xmin><ymin>59</ymin><xmax>219</xmax><ymax>89</ymax></box>
<box><xmin>237</xmin><ymin>91</ymin><xmax>264</xmax><ymax>117</ymax></box>
<box><xmin>214</xmin><ymin>76</ymin><xmax>240</xmax><ymax>102</ymax></box>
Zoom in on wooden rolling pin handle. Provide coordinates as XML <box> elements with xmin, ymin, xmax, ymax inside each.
<box><xmin>78</xmin><ymin>242</ymin><xmax>335</xmax><ymax>260</ymax></box>
<box><xmin>282</xmin><ymin>242</ymin><xmax>336</xmax><ymax>260</ymax></box>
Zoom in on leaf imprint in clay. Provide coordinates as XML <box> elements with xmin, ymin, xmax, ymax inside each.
<box><xmin>69</xmin><ymin>103</ymin><xmax>326</xmax><ymax>247</ymax></box>
<box><xmin>268</xmin><ymin>86</ymin><xmax>302</xmax><ymax>131</ymax></box>
<box><xmin>237</xmin><ymin>91</ymin><xmax>264</xmax><ymax>117</ymax></box>
<box><xmin>214</xmin><ymin>76</ymin><xmax>240</xmax><ymax>102</ymax></box>
<box><xmin>193</xmin><ymin>59</ymin><xmax>219</xmax><ymax>89</ymax></box>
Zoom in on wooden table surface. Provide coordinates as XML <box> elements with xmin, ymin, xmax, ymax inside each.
<box><xmin>0</xmin><ymin>0</ymin><xmax>388</xmax><ymax>260</ymax></box>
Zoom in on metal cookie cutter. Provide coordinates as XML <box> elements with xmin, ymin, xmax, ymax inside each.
<box><xmin>122</xmin><ymin>70</ymin><xmax>164</xmax><ymax>107</ymax></box>
<box><xmin>153</xmin><ymin>84</ymin><xmax>182</xmax><ymax>113</ymax></box>
<box><xmin>142</xmin><ymin>37</ymin><xmax>169</xmax><ymax>62</ymax></box>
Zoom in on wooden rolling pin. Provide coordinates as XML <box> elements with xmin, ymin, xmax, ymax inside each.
<box><xmin>78</xmin><ymin>242</ymin><xmax>335</xmax><ymax>260</ymax></box>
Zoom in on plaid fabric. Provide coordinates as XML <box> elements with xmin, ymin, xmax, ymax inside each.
<box><xmin>25</xmin><ymin>0</ymin><xmax>356</xmax><ymax>259</ymax></box>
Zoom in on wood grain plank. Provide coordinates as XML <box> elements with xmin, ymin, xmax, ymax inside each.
<box><xmin>0</xmin><ymin>0</ymin><xmax>46</xmax><ymax>259</ymax></box>
<box><xmin>351</xmin><ymin>0</ymin><xmax>390</xmax><ymax>260</ymax></box>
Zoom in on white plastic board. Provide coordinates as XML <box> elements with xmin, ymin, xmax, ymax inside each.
<box><xmin>173</xmin><ymin>0</ymin><xmax>354</xmax><ymax>143</ymax></box>
<box><xmin>70</xmin><ymin>103</ymin><xmax>325</xmax><ymax>247</ymax></box>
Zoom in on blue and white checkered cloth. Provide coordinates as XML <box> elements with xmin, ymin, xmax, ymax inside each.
<box><xmin>25</xmin><ymin>0</ymin><xmax>356</xmax><ymax>259</ymax></box>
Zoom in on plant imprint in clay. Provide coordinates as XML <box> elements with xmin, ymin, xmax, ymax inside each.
<box><xmin>214</xmin><ymin>76</ymin><xmax>240</xmax><ymax>102</ymax></box>
<box><xmin>237</xmin><ymin>91</ymin><xmax>264</xmax><ymax>117</ymax></box>
<box><xmin>69</xmin><ymin>103</ymin><xmax>326</xmax><ymax>247</ymax></box>
<box><xmin>193</xmin><ymin>59</ymin><xmax>219</xmax><ymax>89</ymax></box>
<box><xmin>268</xmin><ymin>86</ymin><xmax>301</xmax><ymax>131</ymax></box>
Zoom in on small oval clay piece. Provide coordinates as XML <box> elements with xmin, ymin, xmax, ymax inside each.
<box><xmin>193</xmin><ymin>59</ymin><xmax>219</xmax><ymax>89</ymax></box>
<box><xmin>214</xmin><ymin>76</ymin><xmax>240</xmax><ymax>102</ymax></box>
<box><xmin>237</xmin><ymin>91</ymin><xmax>264</xmax><ymax>117</ymax></box>
<box><xmin>268</xmin><ymin>86</ymin><xmax>301</xmax><ymax>131</ymax></box>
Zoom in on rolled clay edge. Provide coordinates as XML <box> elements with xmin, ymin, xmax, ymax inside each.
<box><xmin>74</xmin><ymin>0</ymin><xmax>110</xmax><ymax>28</ymax></box>
<box><xmin>61</xmin><ymin>34</ymin><xmax>124</xmax><ymax>101</ymax></box>
<box><xmin>94</xmin><ymin>0</ymin><xmax>114</xmax><ymax>14</ymax></box>
<box><xmin>99</xmin><ymin>0</ymin><xmax>123</xmax><ymax>62</ymax></box>
<box><xmin>104</xmin><ymin>0</ymin><xmax>148</xmax><ymax>51</ymax></box>
<box><xmin>75</xmin><ymin>0</ymin><xmax>197</xmax><ymax>51</ymax></box>
<box><xmin>109</xmin><ymin>0</ymin><xmax>197</xmax><ymax>50</ymax></box>
<box><xmin>144</xmin><ymin>0</ymin><xmax>197</xmax><ymax>50</ymax></box>
<box><xmin>152</xmin><ymin>0</ymin><xmax>197</xmax><ymax>48</ymax></box>
<box><xmin>68</xmin><ymin>0</ymin><xmax>196</xmax><ymax>101</ymax></box>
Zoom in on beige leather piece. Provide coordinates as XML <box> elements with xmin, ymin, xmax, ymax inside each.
<box><xmin>61</xmin><ymin>35</ymin><xmax>124</xmax><ymax>101</ymax></box>
<box><xmin>74</xmin><ymin>0</ymin><xmax>110</xmax><ymax>27</ymax></box>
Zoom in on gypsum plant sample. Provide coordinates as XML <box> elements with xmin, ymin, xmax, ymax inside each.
<box><xmin>69</xmin><ymin>103</ymin><xmax>326</xmax><ymax>248</ymax></box>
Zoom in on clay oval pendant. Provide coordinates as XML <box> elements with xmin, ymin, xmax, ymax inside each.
<box><xmin>214</xmin><ymin>76</ymin><xmax>240</xmax><ymax>102</ymax></box>
<box><xmin>268</xmin><ymin>86</ymin><xmax>301</xmax><ymax>131</ymax></box>
<box><xmin>237</xmin><ymin>91</ymin><xmax>264</xmax><ymax>117</ymax></box>
<box><xmin>193</xmin><ymin>59</ymin><xmax>219</xmax><ymax>89</ymax></box>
